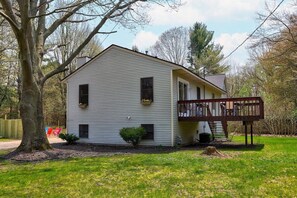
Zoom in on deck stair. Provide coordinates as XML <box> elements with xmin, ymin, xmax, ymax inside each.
<box><xmin>208</xmin><ymin>121</ymin><xmax>228</xmax><ymax>141</ymax></box>
<box><xmin>205</xmin><ymin>105</ymin><xmax>228</xmax><ymax>141</ymax></box>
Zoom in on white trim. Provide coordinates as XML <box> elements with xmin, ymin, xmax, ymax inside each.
<box><xmin>170</xmin><ymin>71</ymin><xmax>174</xmax><ymax>146</ymax></box>
<box><xmin>177</xmin><ymin>77</ymin><xmax>190</xmax><ymax>100</ymax></box>
<box><xmin>66</xmin><ymin>83</ymin><xmax>69</xmax><ymax>133</ymax></box>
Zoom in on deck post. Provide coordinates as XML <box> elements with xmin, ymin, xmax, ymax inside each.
<box><xmin>250</xmin><ymin>123</ymin><xmax>253</xmax><ymax>145</ymax></box>
<box><xmin>243</xmin><ymin>121</ymin><xmax>248</xmax><ymax>146</ymax></box>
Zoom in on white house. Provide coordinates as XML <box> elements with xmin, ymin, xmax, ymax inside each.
<box><xmin>63</xmin><ymin>45</ymin><xmax>227</xmax><ymax>146</ymax></box>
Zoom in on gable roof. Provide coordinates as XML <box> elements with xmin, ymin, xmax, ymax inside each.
<box><xmin>205</xmin><ymin>74</ymin><xmax>226</xmax><ymax>91</ymax></box>
<box><xmin>62</xmin><ymin>44</ymin><xmax>226</xmax><ymax>94</ymax></box>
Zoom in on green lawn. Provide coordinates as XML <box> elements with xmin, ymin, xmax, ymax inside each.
<box><xmin>0</xmin><ymin>138</ymin><xmax>15</xmax><ymax>142</ymax></box>
<box><xmin>0</xmin><ymin>136</ymin><xmax>297</xmax><ymax>197</ymax></box>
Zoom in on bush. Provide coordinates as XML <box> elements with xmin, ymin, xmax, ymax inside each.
<box><xmin>58</xmin><ymin>133</ymin><xmax>79</xmax><ymax>144</ymax></box>
<box><xmin>119</xmin><ymin>127</ymin><xmax>146</xmax><ymax>148</ymax></box>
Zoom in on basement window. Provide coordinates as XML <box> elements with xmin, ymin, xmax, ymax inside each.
<box><xmin>141</xmin><ymin>124</ymin><xmax>154</xmax><ymax>140</ymax></box>
<box><xmin>79</xmin><ymin>124</ymin><xmax>89</xmax><ymax>138</ymax></box>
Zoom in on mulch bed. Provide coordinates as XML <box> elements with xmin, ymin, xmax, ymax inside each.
<box><xmin>2</xmin><ymin>143</ymin><xmax>178</xmax><ymax>162</ymax></box>
<box><xmin>1</xmin><ymin>142</ymin><xmax>263</xmax><ymax>162</ymax></box>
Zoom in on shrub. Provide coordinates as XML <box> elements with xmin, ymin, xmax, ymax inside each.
<box><xmin>59</xmin><ymin>133</ymin><xmax>79</xmax><ymax>144</ymax></box>
<box><xmin>119</xmin><ymin>127</ymin><xmax>146</xmax><ymax>148</ymax></box>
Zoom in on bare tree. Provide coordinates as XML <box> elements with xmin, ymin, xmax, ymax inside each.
<box><xmin>0</xmin><ymin>19</ymin><xmax>19</xmax><ymax>118</ymax></box>
<box><xmin>250</xmin><ymin>2</ymin><xmax>297</xmax><ymax>66</ymax></box>
<box><xmin>149</xmin><ymin>26</ymin><xmax>189</xmax><ymax>66</ymax></box>
<box><xmin>250</xmin><ymin>2</ymin><xmax>297</xmax><ymax>107</ymax></box>
<box><xmin>44</xmin><ymin>13</ymin><xmax>103</xmax><ymax>127</ymax></box>
<box><xmin>48</xmin><ymin>9</ymin><xmax>103</xmax><ymax>74</ymax></box>
<box><xmin>0</xmin><ymin>0</ymin><xmax>181</xmax><ymax>152</ymax></box>
<box><xmin>247</xmin><ymin>2</ymin><xmax>297</xmax><ymax>134</ymax></box>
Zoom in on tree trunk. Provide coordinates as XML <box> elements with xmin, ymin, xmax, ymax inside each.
<box><xmin>17</xmin><ymin>80</ymin><xmax>51</xmax><ymax>152</ymax></box>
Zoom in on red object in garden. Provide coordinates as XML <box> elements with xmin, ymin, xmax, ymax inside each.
<box><xmin>47</xmin><ymin>128</ymin><xmax>53</xmax><ymax>136</ymax></box>
<box><xmin>53</xmin><ymin>128</ymin><xmax>62</xmax><ymax>136</ymax></box>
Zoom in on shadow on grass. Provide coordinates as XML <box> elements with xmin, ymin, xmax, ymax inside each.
<box><xmin>51</xmin><ymin>142</ymin><xmax>180</xmax><ymax>154</ymax></box>
<box><xmin>0</xmin><ymin>149</ymin><xmax>14</xmax><ymax>162</ymax></box>
<box><xmin>51</xmin><ymin>141</ymin><xmax>265</xmax><ymax>155</ymax></box>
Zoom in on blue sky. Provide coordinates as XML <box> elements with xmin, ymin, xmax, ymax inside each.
<box><xmin>100</xmin><ymin>0</ymin><xmax>290</xmax><ymax>68</ymax></box>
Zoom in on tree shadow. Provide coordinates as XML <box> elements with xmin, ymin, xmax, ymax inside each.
<box><xmin>0</xmin><ymin>142</ymin><xmax>264</xmax><ymax>163</ymax></box>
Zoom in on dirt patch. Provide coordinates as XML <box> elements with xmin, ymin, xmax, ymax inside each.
<box><xmin>2</xmin><ymin>143</ymin><xmax>178</xmax><ymax>162</ymax></box>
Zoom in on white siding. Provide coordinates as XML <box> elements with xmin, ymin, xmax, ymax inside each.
<box><xmin>66</xmin><ymin>47</ymin><xmax>172</xmax><ymax>146</ymax></box>
<box><xmin>172</xmin><ymin>71</ymin><xmax>222</xmax><ymax>145</ymax></box>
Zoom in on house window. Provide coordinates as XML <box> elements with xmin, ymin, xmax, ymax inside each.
<box><xmin>178</xmin><ymin>79</ymin><xmax>189</xmax><ymax>100</ymax></box>
<box><xmin>79</xmin><ymin>124</ymin><xmax>89</xmax><ymax>138</ymax></box>
<box><xmin>141</xmin><ymin>77</ymin><xmax>153</xmax><ymax>102</ymax></box>
<box><xmin>141</xmin><ymin>124</ymin><xmax>154</xmax><ymax>140</ymax></box>
<box><xmin>212</xmin><ymin>93</ymin><xmax>216</xmax><ymax>112</ymax></box>
<box><xmin>79</xmin><ymin>84</ymin><xmax>88</xmax><ymax>105</ymax></box>
<box><xmin>197</xmin><ymin>87</ymin><xmax>201</xmax><ymax>99</ymax></box>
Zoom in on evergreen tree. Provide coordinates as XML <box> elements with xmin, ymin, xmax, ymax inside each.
<box><xmin>189</xmin><ymin>22</ymin><xmax>229</xmax><ymax>76</ymax></box>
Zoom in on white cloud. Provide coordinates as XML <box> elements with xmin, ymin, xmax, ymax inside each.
<box><xmin>132</xmin><ymin>31</ymin><xmax>158</xmax><ymax>50</ymax></box>
<box><xmin>149</xmin><ymin>0</ymin><xmax>264</xmax><ymax>26</ymax></box>
<box><xmin>215</xmin><ymin>33</ymin><xmax>250</xmax><ymax>65</ymax></box>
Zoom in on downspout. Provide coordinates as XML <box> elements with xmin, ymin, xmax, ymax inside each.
<box><xmin>170</xmin><ymin>70</ymin><xmax>174</xmax><ymax>146</ymax></box>
<box><xmin>66</xmin><ymin>82</ymin><xmax>69</xmax><ymax>133</ymax></box>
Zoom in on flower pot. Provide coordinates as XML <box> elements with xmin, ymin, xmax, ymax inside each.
<box><xmin>79</xmin><ymin>103</ymin><xmax>88</xmax><ymax>109</ymax></box>
<box><xmin>141</xmin><ymin>99</ymin><xmax>152</xmax><ymax>105</ymax></box>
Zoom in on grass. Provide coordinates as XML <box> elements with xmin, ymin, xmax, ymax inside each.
<box><xmin>0</xmin><ymin>136</ymin><xmax>297</xmax><ymax>197</ymax></box>
<box><xmin>0</xmin><ymin>138</ymin><xmax>15</xmax><ymax>142</ymax></box>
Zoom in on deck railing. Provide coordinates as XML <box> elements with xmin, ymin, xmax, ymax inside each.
<box><xmin>178</xmin><ymin>97</ymin><xmax>264</xmax><ymax>121</ymax></box>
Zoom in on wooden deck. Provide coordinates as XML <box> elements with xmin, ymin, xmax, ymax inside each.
<box><xmin>177</xmin><ymin>97</ymin><xmax>264</xmax><ymax>145</ymax></box>
<box><xmin>177</xmin><ymin>97</ymin><xmax>264</xmax><ymax>122</ymax></box>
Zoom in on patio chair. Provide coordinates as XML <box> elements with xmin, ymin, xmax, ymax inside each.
<box><xmin>221</xmin><ymin>102</ymin><xmax>239</xmax><ymax>116</ymax></box>
<box><xmin>53</xmin><ymin>128</ymin><xmax>62</xmax><ymax>136</ymax></box>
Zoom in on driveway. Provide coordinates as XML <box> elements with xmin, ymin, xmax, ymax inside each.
<box><xmin>0</xmin><ymin>137</ymin><xmax>64</xmax><ymax>150</ymax></box>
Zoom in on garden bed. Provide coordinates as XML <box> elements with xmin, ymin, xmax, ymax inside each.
<box><xmin>2</xmin><ymin>141</ymin><xmax>263</xmax><ymax>162</ymax></box>
<box><xmin>2</xmin><ymin>143</ymin><xmax>177</xmax><ymax>162</ymax></box>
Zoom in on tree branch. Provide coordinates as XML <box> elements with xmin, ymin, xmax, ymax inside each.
<box><xmin>44</xmin><ymin>0</ymin><xmax>92</xmax><ymax>39</ymax></box>
<box><xmin>0</xmin><ymin>0</ymin><xmax>20</xmax><ymax>32</ymax></box>
<box><xmin>64</xmin><ymin>17</ymin><xmax>96</xmax><ymax>23</ymax></box>
<box><xmin>97</xmin><ymin>31</ymin><xmax>117</xmax><ymax>34</ymax></box>
<box><xmin>42</xmin><ymin>0</ymin><xmax>139</xmax><ymax>84</ymax></box>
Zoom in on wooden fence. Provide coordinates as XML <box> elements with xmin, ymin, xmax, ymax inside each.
<box><xmin>0</xmin><ymin>119</ymin><xmax>22</xmax><ymax>139</ymax></box>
